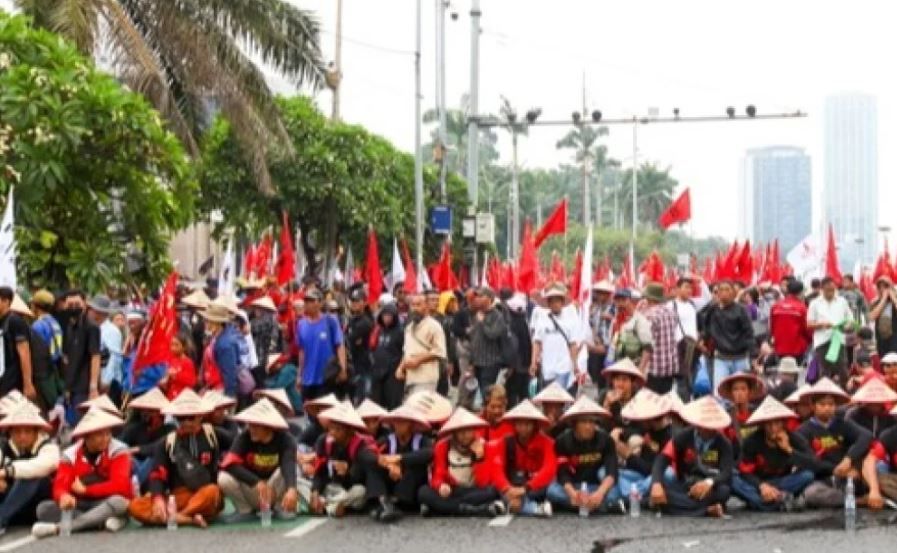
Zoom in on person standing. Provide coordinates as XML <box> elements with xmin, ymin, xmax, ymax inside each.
<box><xmin>701</xmin><ymin>281</ymin><xmax>754</xmax><ymax>395</ymax></box>
<box><xmin>29</xmin><ymin>290</ymin><xmax>64</xmax><ymax>410</ymax></box>
<box><xmin>345</xmin><ymin>287</ymin><xmax>374</xmax><ymax>403</ymax></box>
<box><xmin>60</xmin><ymin>290</ymin><xmax>101</xmax><ymax>416</ymax></box>
<box><xmin>371</xmin><ymin>303</ymin><xmax>404</xmax><ymax>409</ymax></box>
<box><xmin>671</xmin><ymin>278</ymin><xmax>698</xmax><ymax>400</ymax></box>
<box><xmin>295</xmin><ymin>289</ymin><xmax>347</xmax><ymax>402</ymax></box>
<box><xmin>531</xmin><ymin>284</ymin><xmax>580</xmax><ymax>391</ymax></box>
<box><xmin>468</xmin><ymin>287</ymin><xmax>508</xmax><ymax>395</ymax></box>
<box><xmin>396</xmin><ymin>294</ymin><xmax>446</xmax><ymax>398</ymax></box>
<box><xmin>769</xmin><ymin>280</ymin><xmax>811</xmax><ymax>365</ymax></box>
<box><xmin>612</xmin><ymin>289</ymin><xmax>653</xmax><ymax>371</ymax></box>
<box><xmin>199</xmin><ymin>304</ymin><xmax>240</xmax><ymax>397</ymax></box>
<box><xmin>0</xmin><ymin>287</ymin><xmax>35</xmax><ymax>403</ymax></box>
<box><xmin>870</xmin><ymin>276</ymin><xmax>897</xmax><ymax>358</ymax></box>
<box><xmin>840</xmin><ymin>275</ymin><xmax>868</xmax><ymax>326</ymax></box>
<box><xmin>87</xmin><ymin>295</ymin><xmax>123</xmax><ymax>405</ymax></box>
<box><xmin>586</xmin><ymin>281</ymin><xmax>616</xmax><ymax>390</ymax></box>
<box><xmin>642</xmin><ymin>283</ymin><xmax>680</xmax><ymax>395</ymax></box>
<box><xmin>504</xmin><ymin>293</ymin><xmax>533</xmax><ymax>407</ymax></box>
<box><xmin>807</xmin><ymin>277</ymin><xmax>853</xmax><ymax>386</ymax></box>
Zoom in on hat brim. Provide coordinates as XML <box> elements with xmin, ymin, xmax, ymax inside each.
<box><xmin>0</xmin><ymin>419</ymin><xmax>51</xmax><ymax>431</ymax></box>
<box><xmin>717</xmin><ymin>375</ymin><xmax>766</xmax><ymax>402</ymax></box>
<box><xmin>87</xmin><ymin>302</ymin><xmax>112</xmax><ymax>314</ymax></box>
<box><xmin>802</xmin><ymin>390</ymin><xmax>850</xmax><ymax>405</ymax></box>
<box><xmin>437</xmin><ymin>421</ymin><xmax>487</xmax><ymax>437</ymax></box>
<box><xmin>200</xmin><ymin>312</ymin><xmax>231</xmax><ymax>323</ymax></box>
<box><xmin>71</xmin><ymin>420</ymin><xmax>124</xmax><ymax>439</ymax></box>
<box><xmin>602</xmin><ymin>367</ymin><xmax>647</xmax><ymax>384</ymax></box>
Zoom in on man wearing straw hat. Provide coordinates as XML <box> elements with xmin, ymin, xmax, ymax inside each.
<box><xmin>200</xmin><ymin>303</ymin><xmax>240</xmax><ymax>397</ymax></box>
<box><xmin>650</xmin><ymin>397</ymin><xmax>734</xmax><ymax>517</ymax></box>
<box><xmin>845</xmin><ymin>376</ymin><xmax>897</xmax><ymax>439</ymax></box>
<box><xmin>0</xmin><ymin>286</ymin><xmax>36</xmax><ymax>402</ymax></box>
<box><xmin>128</xmin><ymin>390</ymin><xmax>225</xmax><ymax>528</ymax></box>
<box><xmin>218</xmin><ymin>398</ymin><xmax>299</xmax><ymax>523</ymax></box>
<box><xmin>616</xmin><ymin>389</ymin><xmax>675</xmax><ymax>505</ymax></box>
<box><xmin>0</xmin><ymin>403</ymin><xmax>60</xmax><ymax>534</ymax></box>
<box><xmin>418</xmin><ymin>407</ymin><xmax>503</xmax><ymax>517</ymax></box>
<box><xmin>731</xmin><ymin>397</ymin><xmax>816</xmax><ymax>511</ymax></box>
<box><xmin>32</xmin><ymin>407</ymin><xmax>132</xmax><ymax>538</ymax></box>
<box><xmin>119</xmin><ymin>388</ymin><xmax>174</xmax><ymax>488</ymax></box>
<box><xmin>531</xmin><ymin>283</ymin><xmax>581</xmax><ymax>393</ymax></box>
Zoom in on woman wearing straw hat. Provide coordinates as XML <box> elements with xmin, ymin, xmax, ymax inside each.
<box><xmin>546</xmin><ymin>396</ymin><xmax>623</xmax><ymax>515</ymax></box>
<box><xmin>731</xmin><ymin>397</ymin><xmax>816</xmax><ymax>511</ymax></box>
<box><xmin>616</xmin><ymin>389</ymin><xmax>675</xmax><ymax>505</ymax></box>
<box><xmin>360</xmin><ymin>404</ymin><xmax>433</xmax><ymax>523</ymax></box>
<box><xmin>32</xmin><ymin>407</ymin><xmax>131</xmax><ymax>539</ymax></box>
<box><xmin>128</xmin><ymin>390</ymin><xmax>225</xmax><ymax>528</ymax></box>
<box><xmin>218</xmin><ymin>399</ymin><xmax>299</xmax><ymax>523</ymax></box>
<box><xmin>650</xmin><ymin>397</ymin><xmax>734</xmax><ymax>517</ymax></box>
<box><xmin>0</xmin><ymin>403</ymin><xmax>60</xmax><ymax>534</ymax></box>
<box><xmin>357</xmin><ymin>398</ymin><xmax>389</xmax><ymax>439</ymax></box>
<box><xmin>490</xmin><ymin>400</ymin><xmax>556</xmax><ymax>517</ymax></box>
<box><xmin>795</xmin><ymin>378</ymin><xmax>872</xmax><ymax>508</ymax></box>
<box><xmin>418</xmin><ymin>408</ymin><xmax>504</xmax><ymax>517</ymax></box>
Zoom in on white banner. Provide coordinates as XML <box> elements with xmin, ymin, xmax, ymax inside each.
<box><xmin>0</xmin><ymin>187</ymin><xmax>16</xmax><ymax>290</ymax></box>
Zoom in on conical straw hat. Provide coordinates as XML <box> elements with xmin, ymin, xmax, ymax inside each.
<box><xmin>233</xmin><ymin>398</ymin><xmax>288</xmax><ymax>430</ymax></box>
<box><xmin>382</xmin><ymin>404</ymin><xmax>431</xmax><ymax>432</ymax></box>
<box><xmin>304</xmin><ymin>393</ymin><xmax>340</xmax><ymax>414</ymax></box>
<box><xmin>559</xmin><ymin>395</ymin><xmax>611</xmax><ymax>423</ymax></box>
<box><xmin>716</xmin><ymin>372</ymin><xmax>766</xmax><ymax>402</ymax></box>
<box><xmin>163</xmin><ymin>389</ymin><xmax>214</xmax><ymax>416</ymax></box>
<box><xmin>622</xmin><ymin>389</ymin><xmax>673</xmax><ymax>421</ymax></box>
<box><xmin>746</xmin><ymin>396</ymin><xmax>797</xmax><ymax>425</ymax></box>
<box><xmin>802</xmin><ymin>377</ymin><xmax>850</xmax><ymax>404</ymax></box>
<box><xmin>438</xmin><ymin>407</ymin><xmax>488</xmax><ymax>437</ymax></box>
<box><xmin>784</xmin><ymin>383</ymin><xmax>811</xmax><ymax>406</ymax></box>
<box><xmin>212</xmin><ymin>294</ymin><xmax>241</xmax><ymax>315</ymax></box>
<box><xmin>250</xmin><ymin>296</ymin><xmax>277</xmax><ymax>312</ymax></box>
<box><xmin>405</xmin><ymin>390</ymin><xmax>453</xmax><ymax>425</ymax></box>
<box><xmin>71</xmin><ymin>406</ymin><xmax>125</xmax><ymax>438</ymax></box>
<box><xmin>128</xmin><ymin>387</ymin><xmax>169</xmax><ymax>412</ymax></box>
<box><xmin>851</xmin><ymin>377</ymin><xmax>897</xmax><ymax>405</ymax></box>
<box><xmin>11</xmin><ymin>294</ymin><xmax>32</xmax><ymax>318</ymax></box>
<box><xmin>679</xmin><ymin>396</ymin><xmax>732</xmax><ymax>431</ymax></box>
<box><xmin>78</xmin><ymin>394</ymin><xmax>122</xmax><ymax>416</ymax></box>
<box><xmin>253</xmin><ymin>388</ymin><xmax>294</xmax><ymax>415</ymax></box>
<box><xmin>665</xmin><ymin>390</ymin><xmax>685</xmax><ymax>415</ymax></box>
<box><xmin>602</xmin><ymin>358</ymin><xmax>646</xmax><ymax>384</ymax></box>
<box><xmin>318</xmin><ymin>402</ymin><xmax>368</xmax><ymax>433</ymax></box>
<box><xmin>0</xmin><ymin>390</ymin><xmax>26</xmax><ymax>417</ymax></box>
<box><xmin>356</xmin><ymin>399</ymin><xmax>388</xmax><ymax>420</ymax></box>
<box><xmin>202</xmin><ymin>389</ymin><xmax>237</xmax><ymax>410</ymax></box>
<box><xmin>533</xmin><ymin>382</ymin><xmax>575</xmax><ymax>405</ymax></box>
<box><xmin>181</xmin><ymin>289</ymin><xmax>211</xmax><ymax>309</ymax></box>
<box><xmin>0</xmin><ymin>401</ymin><xmax>49</xmax><ymax>430</ymax></box>
<box><xmin>501</xmin><ymin>399</ymin><xmax>550</xmax><ymax>425</ymax></box>
<box><xmin>200</xmin><ymin>303</ymin><xmax>232</xmax><ymax>323</ymax></box>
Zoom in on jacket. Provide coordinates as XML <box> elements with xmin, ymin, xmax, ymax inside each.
<box><xmin>215</xmin><ymin>325</ymin><xmax>241</xmax><ymax>396</ymax></box>
<box><xmin>0</xmin><ymin>434</ymin><xmax>60</xmax><ymax>480</ymax></box>
<box><xmin>702</xmin><ymin>302</ymin><xmax>754</xmax><ymax>357</ymax></box>
<box><xmin>429</xmin><ymin>437</ymin><xmax>491</xmax><ymax>490</ymax></box>
<box><xmin>372</xmin><ymin>305</ymin><xmax>404</xmax><ymax>380</ymax></box>
<box><xmin>54</xmin><ymin>439</ymin><xmax>132</xmax><ymax>502</ymax></box>
<box><xmin>769</xmin><ymin>296</ymin><xmax>811</xmax><ymax>357</ymax></box>
<box><xmin>469</xmin><ymin>307</ymin><xmax>507</xmax><ymax>369</ymax></box>
<box><xmin>796</xmin><ymin>415</ymin><xmax>872</xmax><ymax>475</ymax></box>
<box><xmin>148</xmin><ymin>425</ymin><xmax>227</xmax><ymax>495</ymax></box>
<box><xmin>488</xmin><ymin>432</ymin><xmax>556</xmax><ymax>493</ymax></box>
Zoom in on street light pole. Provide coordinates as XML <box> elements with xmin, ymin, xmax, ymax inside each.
<box><xmin>466</xmin><ymin>0</ymin><xmax>481</xmax><ymax>285</ymax></box>
<box><xmin>510</xmin><ymin>129</ymin><xmax>520</xmax><ymax>258</ymax></box>
<box><xmin>414</xmin><ymin>0</ymin><xmax>424</xmax><ymax>277</ymax></box>
<box><xmin>630</xmin><ymin>119</ymin><xmax>638</xmax><ymax>274</ymax></box>
<box><xmin>435</xmin><ymin>0</ymin><xmax>448</xmax><ymax>201</ymax></box>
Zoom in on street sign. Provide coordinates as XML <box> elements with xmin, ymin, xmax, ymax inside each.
<box><xmin>462</xmin><ymin>217</ymin><xmax>476</xmax><ymax>239</ymax></box>
<box><xmin>476</xmin><ymin>213</ymin><xmax>495</xmax><ymax>244</ymax></box>
<box><xmin>430</xmin><ymin>205</ymin><xmax>452</xmax><ymax>235</ymax></box>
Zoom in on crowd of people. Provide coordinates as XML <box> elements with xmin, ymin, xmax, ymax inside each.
<box><xmin>0</xmin><ymin>267</ymin><xmax>897</xmax><ymax>539</ymax></box>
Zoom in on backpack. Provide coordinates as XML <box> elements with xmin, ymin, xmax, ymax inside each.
<box><xmin>164</xmin><ymin>424</ymin><xmax>218</xmax><ymax>491</ymax></box>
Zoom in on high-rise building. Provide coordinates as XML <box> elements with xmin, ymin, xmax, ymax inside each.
<box><xmin>739</xmin><ymin>146</ymin><xmax>812</xmax><ymax>253</ymax></box>
<box><xmin>824</xmin><ymin>93</ymin><xmax>878</xmax><ymax>269</ymax></box>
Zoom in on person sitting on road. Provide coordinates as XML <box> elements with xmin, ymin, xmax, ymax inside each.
<box><xmin>546</xmin><ymin>396</ymin><xmax>622</xmax><ymax>515</ymax></box>
<box><xmin>417</xmin><ymin>408</ymin><xmax>503</xmax><ymax>517</ymax></box>
<box><xmin>489</xmin><ymin>400</ymin><xmax>556</xmax><ymax>517</ymax></box>
<box><xmin>533</xmin><ymin>382</ymin><xmax>575</xmax><ymax>440</ymax></box>
<box><xmin>845</xmin><ymin>377</ymin><xmax>897</xmax><ymax>439</ymax></box>
<box><xmin>718</xmin><ymin>372</ymin><xmax>766</xmax><ymax>458</ymax></box>
<box><xmin>650</xmin><ymin>397</ymin><xmax>734</xmax><ymax>517</ymax></box>
<box><xmin>128</xmin><ymin>390</ymin><xmax>226</xmax><ymax>528</ymax></box>
<box><xmin>0</xmin><ymin>403</ymin><xmax>60</xmax><ymax>535</ymax></box>
<box><xmin>616</xmin><ymin>389</ymin><xmax>676</xmax><ymax>505</ymax></box>
<box><xmin>32</xmin><ymin>407</ymin><xmax>132</xmax><ymax>539</ymax></box>
<box><xmin>783</xmin><ymin>384</ymin><xmax>813</xmax><ymax>431</ymax></box>
<box><xmin>357</xmin><ymin>398</ymin><xmax>389</xmax><ymax>440</ymax></box>
<box><xmin>600</xmin><ymin>358</ymin><xmax>645</xmax><ymax>430</ymax></box>
<box><xmin>201</xmin><ymin>390</ymin><xmax>238</xmax><ymax>448</ymax></box>
<box><xmin>118</xmin><ymin>387</ymin><xmax>173</xmax><ymax>489</ymax></box>
<box><xmin>862</xmin><ymin>400</ymin><xmax>897</xmax><ymax>510</ymax></box>
<box><xmin>218</xmin><ymin>398</ymin><xmax>299</xmax><ymax>523</ymax></box>
<box><xmin>732</xmin><ymin>397</ymin><xmax>816</xmax><ymax>511</ymax></box>
<box><xmin>477</xmin><ymin>384</ymin><xmax>513</xmax><ymax>442</ymax></box>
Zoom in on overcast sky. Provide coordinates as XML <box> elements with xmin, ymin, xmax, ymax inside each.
<box><xmin>280</xmin><ymin>0</ymin><xmax>896</xmax><ymax>245</ymax></box>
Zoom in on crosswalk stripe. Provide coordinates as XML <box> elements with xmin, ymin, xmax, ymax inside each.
<box><xmin>0</xmin><ymin>536</ymin><xmax>36</xmax><ymax>552</ymax></box>
<box><xmin>283</xmin><ymin>518</ymin><xmax>328</xmax><ymax>538</ymax></box>
<box><xmin>488</xmin><ymin>515</ymin><xmax>514</xmax><ymax>527</ymax></box>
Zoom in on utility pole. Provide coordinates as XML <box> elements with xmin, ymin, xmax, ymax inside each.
<box><xmin>580</xmin><ymin>75</ymin><xmax>591</xmax><ymax>228</ymax></box>
<box><xmin>435</xmin><ymin>0</ymin><xmax>448</xmax><ymax>201</ymax></box>
<box><xmin>510</xmin><ymin>129</ymin><xmax>520</xmax><ymax>258</ymax></box>
<box><xmin>466</xmin><ymin>0</ymin><xmax>481</xmax><ymax>284</ymax></box>
<box><xmin>330</xmin><ymin>0</ymin><xmax>343</xmax><ymax>120</ymax></box>
<box><xmin>414</xmin><ymin>0</ymin><xmax>424</xmax><ymax>277</ymax></box>
<box><xmin>630</xmin><ymin>120</ymin><xmax>638</xmax><ymax>276</ymax></box>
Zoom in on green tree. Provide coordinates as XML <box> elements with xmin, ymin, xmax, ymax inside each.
<box><xmin>15</xmin><ymin>0</ymin><xmax>325</xmax><ymax>196</ymax></box>
<box><xmin>422</xmin><ymin>94</ymin><xmax>499</xmax><ymax>177</ymax></box>
<box><xmin>0</xmin><ymin>13</ymin><xmax>194</xmax><ymax>291</ymax></box>
<box><xmin>200</xmin><ymin>96</ymin><xmax>468</xmax><ymax>276</ymax></box>
<box><xmin>615</xmin><ymin>163</ymin><xmax>677</xmax><ymax>230</ymax></box>
<box><xmin>556</xmin><ymin>124</ymin><xmax>615</xmax><ymax>226</ymax></box>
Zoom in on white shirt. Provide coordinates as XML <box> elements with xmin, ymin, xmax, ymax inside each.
<box><xmin>670</xmin><ymin>298</ymin><xmax>698</xmax><ymax>341</ymax></box>
<box><xmin>807</xmin><ymin>294</ymin><xmax>853</xmax><ymax>348</ymax></box>
<box><xmin>533</xmin><ymin>309</ymin><xmax>580</xmax><ymax>380</ymax></box>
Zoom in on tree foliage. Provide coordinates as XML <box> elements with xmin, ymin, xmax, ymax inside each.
<box><xmin>0</xmin><ymin>12</ymin><xmax>195</xmax><ymax>291</ymax></box>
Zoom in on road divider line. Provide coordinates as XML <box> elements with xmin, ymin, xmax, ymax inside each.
<box><xmin>283</xmin><ymin>518</ymin><xmax>328</xmax><ymax>538</ymax></box>
<box><xmin>0</xmin><ymin>536</ymin><xmax>36</xmax><ymax>552</ymax></box>
<box><xmin>488</xmin><ymin>515</ymin><xmax>514</xmax><ymax>527</ymax></box>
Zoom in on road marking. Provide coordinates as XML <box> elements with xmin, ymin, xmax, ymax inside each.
<box><xmin>488</xmin><ymin>515</ymin><xmax>514</xmax><ymax>527</ymax></box>
<box><xmin>0</xmin><ymin>536</ymin><xmax>36</xmax><ymax>552</ymax></box>
<box><xmin>283</xmin><ymin>518</ymin><xmax>328</xmax><ymax>538</ymax></box>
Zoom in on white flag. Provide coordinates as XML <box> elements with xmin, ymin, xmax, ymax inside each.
<box><xmin>294</xmin><ymin>226</ymin><xmax>306</xmax><ymax>282</ymax></box>
<box><xmin>345</xmin><ymin>248</ymin><xmax>355</xmax><ymax>287</ymax></box>
<box><xmin>419</xmin><ymin>265</ymin><xmax>432</xmax><ymax>292</ymax></box>
<box><xmin>390</xmin><ymin>238</ymin><xmax>405</xmax><ymax>290</ymax></box>
<box><xmin>0</xmin><ymin>187</ymin><xmax>15</xmax><ymax>290</ymax></box>
<box><xmin>578</xmin><ymin>226</ymin><xmax>593</xmax><ymax>334</ymax></box>
<box><xmin>786</xmin><ymin>232</ymin><xmax>823</xmax><ymax>280</ymax></box>
<box><xmin>480</xmin><ymin>251</ymin><xmax>490</xmax><ymax>288</ymax></box>
<box><xmin>218</xmin><ymin>237</ymin><xmax>235</xmax><ymax>297</ymax></box>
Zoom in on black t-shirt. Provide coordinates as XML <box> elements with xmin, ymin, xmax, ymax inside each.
<box><xmin>62</xmin><ymin>315</ymin><xmax>101</xmax><ymax>395</ymax></box>
<box><xmin>554</xmin><ymin>428</ymin><xmax>617</xmax><ymax>486</ymax></box>
<box><xmin>224</xmin><ymin>430</ymin><xmax>298</xmax><ymax>486</ymax></box>
<box><xmin>871</xmin><ymin>426</ymin><xmax>897</xmax><ymax>469</ymax></box>
<box><xmin>0</xmin><ymin>312</ymin><xmax>31</xmax><ymax>395</ymax></box>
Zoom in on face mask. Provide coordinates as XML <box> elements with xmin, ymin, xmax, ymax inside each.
<box><xmin>409</xmin><ymin>312</ymin><xmax>424</xmax><ymax>324</ymax></box>
<box><xmin>64</xmin><ymin>307</ymin><xmax>83</xmax><ymax>320</ymax></box>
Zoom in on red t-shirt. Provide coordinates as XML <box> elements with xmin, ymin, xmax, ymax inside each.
<box><xmin>164</xmin><ymin>354</ymin><xmax>197</xmax><ymax>400</ymax></box>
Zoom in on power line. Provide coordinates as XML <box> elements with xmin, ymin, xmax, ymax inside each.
<box><xmin>319</xmin><ymin>29</ymin><xmax>414</xmax><ymax>57</ymax></box>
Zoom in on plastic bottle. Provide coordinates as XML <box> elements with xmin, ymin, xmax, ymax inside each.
<box><xmin>260</xmin><ymin>497</ymin><xmax>272</xmax><ymax>528</ymax></box>
<box><xmin>167</xmin><ymin>494</ymin><xmax>178</xmax><ymax>531</ymax></box>
<box><xmin>132</xmin><ymin>475</ymin><xmax>141</xmax><ymax>499</ymax></box>
<box><xmin>60</xmin><ymin>509</ymin><xmax>73</xmax><ymax>537</ymax></box>
<box><xmin>844</xmin><ymin>477</ymin><xmax>856</xmax><ymax>533</ymax></box>
<box><xmin>528</xmin><ymin>378</ymin><xmax>539</xmax><ymax>399</ymax></box>
<box><xmin>578</xmin><ymin>482</ymin><xmax>589</xmax><ymax>518</ymax></box>
<box><xmin>629</xmin><ymin>484</ymin><xmax>641</xmax><ymax>518</ymax></box>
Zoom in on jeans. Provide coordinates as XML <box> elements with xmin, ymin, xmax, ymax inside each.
<box><xmin>132</xmin><ymin>457</ymin><xmax>155</xmax><ymax>488</ymax></box>
<box><xmin>546</xmin><ymin>469</ymin><xmax>622</xmax><ymax>513</ymax></box>
<box><xmin>731</xmin><ymin>471</ymin><xmax>814</xmax><ymax>511</ymax></box>
<box><xmin>544</xmin><ymin>371</ymin><xmax>573</xmax><ymax>391</ymax></box>
<box><xmin>617</xmin><ymin>469</ymin><xmax>653</xmax><ymax>504</ymax></box>
<box><xmin>517</xmin><ymin>489</ymin><xmax>547</xmax><ymax>516</ymax></box>
<box><xmin>0</xmin><ymin>478</ymin><xmax>52</xmax><ymax>526</ymax></box>
<box><xmin>712</xmin><ymin>356</ymin><xmax>749</xmax><ymax>397</ymax></box>
<box><xmin>265</xmin><ymin>363</ymin><xmax>302</xmax><ymax>414</ymax></box>
<box><xmin>37</xmin><ymin>496</ymin><xmax>129</xmax><ymax>532</ymax></box>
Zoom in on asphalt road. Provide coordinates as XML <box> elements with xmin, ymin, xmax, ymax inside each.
<box><xmin>4</xmin><ymin>508</ymin><xmax>896</xmax><ymax>553</ymax></box>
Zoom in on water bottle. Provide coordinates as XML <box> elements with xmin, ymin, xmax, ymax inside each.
<box><xmin>167</xmin><ymin>494</ymin><xmax>178</xmax><ymax>531</ymax></box>
<box><xmin>60</xmin><ymin>509</ymin><xmax>73</xmax><ymax>537</ymax></box>
<box><xmin>528</xmin><ymin>377</ymin><xmax>539</xmax><ymax>399</ymax></box>
<box><xmin>131</xmin><ymin>475</ymin><xmax>141</xmax><ymax>499</ymax></box>
<box><xmin>629</xmin><ymin>484</ymin><xmax>641</xmax><ymax>518</ymax></box>
<box><xmin>844</xmin><ymin>477</ymin><xmax>856</xmax><ymax>533</ymax></box>
<box><xmin>578</xmin><ymin>482</ymin><xmax>589</xmax><ymax>518</ymax></box>
<box><xmin>259</xmin><ymin>498</ymin><xmax>272</xmax><ymax>528</ymax></box>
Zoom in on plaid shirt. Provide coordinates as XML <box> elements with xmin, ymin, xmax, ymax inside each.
<box><xmin>645</xmin><ymin>303</ymin><xmax>680</xmax><ymax>378</ymax></box>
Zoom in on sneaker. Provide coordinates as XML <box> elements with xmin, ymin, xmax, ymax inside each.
<box><xmin>781</xmin><ymin>493</ymin><xmax>795</xmax><ymax>513</ymax></box>
<box><xmin>32</xmin><ymin>522</ymin><xmax>58</xmax><ymax>539</ymax></box>
<box><xmin>377</xmin><ymin>498</ymin><xmax>400</xmax><ymax>523</ymax></box>
<box><xmin>535</xmin><ymin>501</ymin><xmax>553</xmax><ymax>518</ymax></box>
<box><xmin>488</xmin><ymin>500</ymin><xmax>507</xmax><ymax>517</ymax></box>
<box><xmin>325</xmin><ymin>504</ymin><xmax>338</xmax><ymax>518</ymax></box>
<box><xmin>419</xmin><ymin>504</ymin><xmax>431</xmax><ymax>518</ymax></box>
<box><xmin>105</xmin><ymin>517</ymin><xmax>128</xmax><ymax>533</ymax></box>
<box><xmin>274</xmin><ymin>509</ymin><xmax>297</xmax><ymax>521</ymax></box>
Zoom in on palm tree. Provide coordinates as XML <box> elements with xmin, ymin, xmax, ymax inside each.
<box><xmin>616</xmin><ymin>162</ymin><xmax>677</xmax><ymax>230</ymax></box>
<box><xmin>16</xmin><ymin>0</ymin><xmax>325</xmax><ymax>197</ymax></box>
<box><xmin>422</xmin><ymin>94</ymin><xmax>499</xmax><ymax>176</ymax></box>
<box><xmin>555</xmin><ymin>124</ymin><xmax>610</xmax><ymax>226</ymax></box>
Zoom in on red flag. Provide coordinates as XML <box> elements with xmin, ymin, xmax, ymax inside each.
<box><xmin>400</xmin><ymin>239</ymin><xmax>418</xmax><ymax>294</ymax></box>
<box><xmin>824</xmin><ymin>224</ymin><xmax>842</xmax><ymax>287</ymax></box>
<box><xmin>658</xmin><ymin>188</ymin><xmax>691</xmax><ymax>230</ymax></box>
<box><xmin>570</xmin><ymin>249</ymin><xmax>583</xmax><ymax>301</ymax></box>
<box><xmin>594</xmin><ymin>255</ymin><xmax>610</xmax><ymax>283</ymax></box>
<box><xmin>487</xmin><ymin>257</ymin><xmax>503</xmax><ymax>289</ymax></box>
<box><xmin>254</xmin><ymin>233</ymin><xmax>273</xmax><ymax>278</ymax></box>
<box><xmin>274</xmin><ymin>212</ymin><xmax>296</xmax><ymax>286</ymax></box>
<box><xmin>133</xmin><ymin>271</ymin><xmax>179</xmax><ymax>375</ymax></box>
<box><xmin>549</xmin><ymin>251</ymin><xmax>566</xmax><ymax>284</ymax></box>
<box><xmin>533</xmin><ymin>198</ymin><xmax>568</xmax><ymax>249</ymax></box>
<box><xmin>860</xmin><ymin>268</ymin><xmax>877</xmax><ymax>302</ymax></box>
<box><xmin>703</xmin><ymin>257</ymin><xmax>715</xmax><ymax>285</ymax></box>
<box><xmin>435</xmin><ymin>242</ymin><xmax>459</xmax><ymax>291</ymax></box>
<box><xmin>501</xmin><ymin>261</ymin><xmax>517</xmax><ymax>291</ymax></box>
<box><xmin>664</xmin><ymin>267</ymin><xmax>679</xmax><ymax>294</ymax></box>
<box><xmin>364</xmin><ymin>229</ymin><xmax>383</xmax><ymax>304</ymax></box>
<box><xmin>517</xmin><ymin>221</ymin><xmax>538</xmax><ymax>293</ymax></box>
<box><xmin>639</xmin><ymin>250</ymin><xmax>665</xmax><ymax>283</ymax></box>
<box><xmin>735</xmin><ymin>240</ymin><xmax>754</xmax><ymax>285</ymax></box>
<box><xmin>242</xmin><ymin>244</ymin><xmax>257</xmax><ymax>278</ymax></box>
<box><xmin>617</xmin><ymin>256</ymin><xmax>635</xmax><ymax>289</ymax></box>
